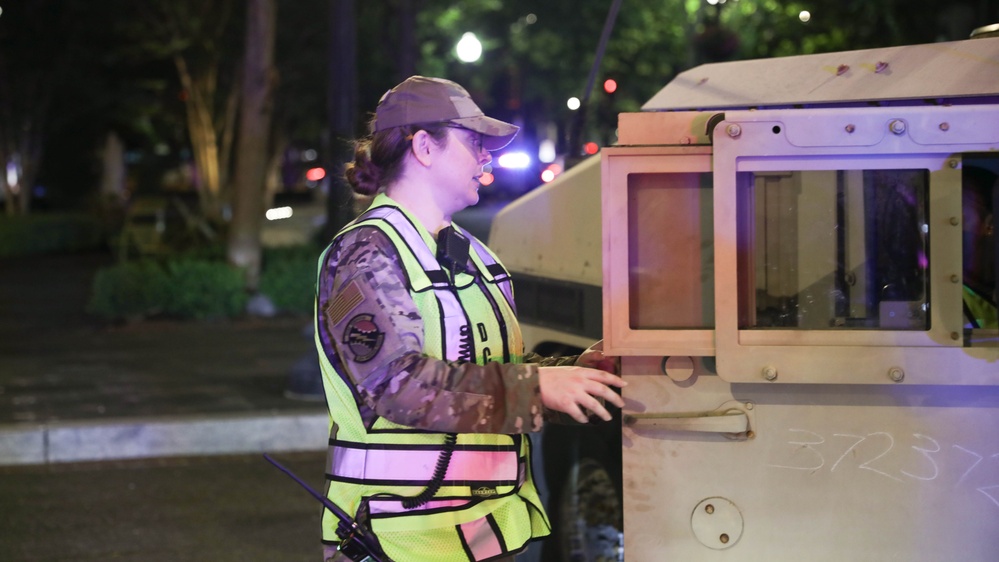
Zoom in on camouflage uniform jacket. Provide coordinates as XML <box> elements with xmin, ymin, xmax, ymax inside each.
<box><xmin>318</xmin><ymin>224</ymin><xmax>575</xmax><ymax>434</ymax></box>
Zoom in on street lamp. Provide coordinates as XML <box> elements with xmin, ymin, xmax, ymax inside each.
<box><xmin>456</xmin><ymin>32</ymin><xmax>482</xmax><ymax>63</ymax></box>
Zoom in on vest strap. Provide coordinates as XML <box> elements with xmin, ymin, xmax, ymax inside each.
<box><xmin>458</xmin><ymin>513</ymin><xmax>508</xmax><ymax>560</ymax></box>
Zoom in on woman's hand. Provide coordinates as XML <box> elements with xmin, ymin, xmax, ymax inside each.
<box><xmin>538</xmin><ymin>366</ymin><xmax>626</xmax><ymax>423</ymax></box>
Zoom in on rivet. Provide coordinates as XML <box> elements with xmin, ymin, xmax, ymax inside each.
<box><xmin>888</xmin><ymin>367</ymin><xmax>905</xmax><ymax>382</ymax></box>
<box><xmin>726</xmin><ymin>124</ymin><xmax>742</xmax><ymax>138</ymax></box>
<box><xmin>762</xmin><ymin>366</ymin><xmax>778</xmax><ymax>381</ymax></box>
<box><xmin>889</xmin><ymin>119</ymin><xmax>906</xmax><ymax>135</ymax></box>
<box><xmin>939</xmin><ymin>122</ymin><xmax>950</xmax><ymax>131</ymax></box>
<box><xmin>680</xmin><ymin>136</ymin><xmax>692</xmax><ymax>145</ymax></box>
<box><xmin>950</xmin><ymin>217</ymin><xmax>960</xmax><ymax>226</ymax></box>
<box><xmin>705</xmin><ymin>504</ymin><xmax>715</xmax><ymax>514</ymax></box>
<box><xmin>720</xmin><ymin>533</ymin><xmax>730</xmax><ymax>544</ymax></box>
<box><xmin>745</xmin><ymin>402</ymin><xmax>754</xmax><ymax>410</ymax></box>
<box><xmin>949</xmin><ymin>160</ymin><xmax>960</xmax><ymax>169</ymax></box>
<box><xmin>746</xmin><ymin>430</ymin><xmax>756</xmax><ymax>439</ymax></box>
<box><xmin>951</xmin><ymin>274</ymin><xmax>960</xmax><ymax>283</ymax></box>
<box><xmin>874</xmin><ymin>61</ymin><xmax>889</xmax><ymax>73</ymax></box>
<box><xmin>836</xmin><ymin>64</ymin><xmax>849</xmax><ymax>75</ymax></box>
<box><xmin>845</xmin><ymin>124</ymin><xmax>856</xmax><ymax>133</ymax></box>
<box><xmin>951</xmin><ymin>332</ymin><xmax>960</xmax><ymax>341</ymax></box>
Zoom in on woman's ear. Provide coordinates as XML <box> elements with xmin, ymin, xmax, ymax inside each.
<box><xmin>411</xmin><ymin>129</ymin><xmax>435</xmax><ymax>167</ymax></box>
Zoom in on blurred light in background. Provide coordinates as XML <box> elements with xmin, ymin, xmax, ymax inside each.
<box><xmin>567</xmin><ymin>97</ymin><xmax>581</xmax><ymax>111</ymax></box>
<box><xmin>541</xmin><ymin>163</ymin><xmax>562</xmax><ymax>183</ymax></box>
<box><xmin>538</xmin><ymin>139</ymin><xmax>556</xmax><ymax>163</ymax></box>
<box><xmin>302</xmin><ymin>149</ymin><xmax>318</xmax><ymax>161</ymax></box>
<box><xmin>306</xmin><ymin>167</ymin><xmax>326</xmax><ymax>182</ymax></box>
<box><xmin>266</xmin><ymin>206</ymin><xmax>294</xmax><ymax>221</ymax></box>
<box><xmin>603</xmin><ymin>79</ymin><xmax>617</xmax><ymax>94</ymax></box>
<box><xmin>584</xmin><ymin>142</ymin><xmax>599</xmax><ymax>155</ymax></box>
<box><xmin>799</xmin><ymin>10</ymin><xmax>811</xmax><ymax>22</ymax></box>
<box><xmin>478</xmin><ymin>172</ymin><xmax>494</xmax><ymax>186</ymax></box>
<box><xmin>456</xmin><ymin>32</ymin><xmax>483</xmax><ymax>63</ymax></box>
<box><xmin>496</xmin><ymin>152</ymin><xmax>531</xmax><ymax>169</ymax></box>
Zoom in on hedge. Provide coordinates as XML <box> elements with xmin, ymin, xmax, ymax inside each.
<box><xmin>259</xmin><ymin>244</ymin><xmax>322</xmax><ymax>315</ymax></box>
<box><xmin>88</xmin><ymin>244</ymin><xmax>322</xmax><ymax>321</ymax></box>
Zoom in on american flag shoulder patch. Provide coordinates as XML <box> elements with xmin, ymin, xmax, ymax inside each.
<box><xmin>326</xmin><ymin>280</ymin><xmax>365</xmax><ymax>327</ymax></box>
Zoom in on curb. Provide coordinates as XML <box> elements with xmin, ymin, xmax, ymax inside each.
<box><xmin>0</xmin><ymin>411</ymin><xmax>328</xmax><ymax>466</ymax></box>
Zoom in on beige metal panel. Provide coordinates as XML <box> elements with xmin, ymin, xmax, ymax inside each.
<box><xmin>644</xmin><ymin>37</ymin><xmax>999</xmax><ymax>111</ymax></box>
<box><xmin>616</xmin><ymin>111</ymin><xmax>717</xmax><ymax>146</ymax></box>
<box><xmin>601</xmin><ymin>146</ymin><xmax>715</xmax><ymax>357</ymax></box>
<box><xmin>489</xmin><ymin>155</ymin><xmax>603</xmax><ymax>286</ymax></box>
<box><xmin>621</xmin><ymin>356</ymin><xmax>999</xmax><ymax>561</ymax></box>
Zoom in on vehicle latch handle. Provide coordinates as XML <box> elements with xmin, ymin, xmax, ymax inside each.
<box><xmin>623</xmin><ymin>400</ymin><xmax>754</xmax><ymax>436</ymax></box>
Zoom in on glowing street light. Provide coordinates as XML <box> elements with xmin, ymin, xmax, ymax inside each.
<box><xmin>567</xmin><ymin>97</ymin><xmax>581</xmax><ymax>110</ymax></box>
<box><xmin>799</xmin><ymin>10</ymin><xmax>811</xmax><ymax>23</ymax></box>
<box><xmin>456</xmin><ymin>32</ymin><xmax>482</xmax><ymax>63</ymax></box>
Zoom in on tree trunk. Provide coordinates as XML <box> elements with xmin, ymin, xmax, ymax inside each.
<box><xmin>397</xmin><ymin>0</ymin><xmax>416</xmax><ymax>81</ymax></box>
<box><xmin>227</xmin><ymin>0</ymin><xmax>276</xmax><ymax>292</ymax></box>
<box><xmin>323</xmin><ymin>0</ymin><xmax>358</xmax><ymax>241</ymax></box>
<box><xmin>175</xmin><ymin>56</ymin><xmax>225</xmax><ymax>222</ymax></box>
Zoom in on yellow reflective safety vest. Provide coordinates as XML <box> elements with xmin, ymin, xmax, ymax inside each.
<box><xmin>316</xmin><ymin>194</ymin><xmax>550</xmax><ymax>561</ymax></box>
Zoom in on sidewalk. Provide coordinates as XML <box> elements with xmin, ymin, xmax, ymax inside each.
<box><xmin>0</xmin><ymin>252</ymin><xmax>327</xmax><ymax>465</ymax></box>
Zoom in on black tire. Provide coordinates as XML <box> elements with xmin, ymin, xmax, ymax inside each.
<box><xmin>540</xmin><ymin>412</ymin><xmax>623</xmax><ymax>562</ymax></box>
<box><xmin>558</xmin><ymin>457</ymin><xmax>623</xmax><ymax>562</ymax></box>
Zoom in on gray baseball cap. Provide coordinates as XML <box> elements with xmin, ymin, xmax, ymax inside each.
<box><xmin>373</xmin><ymin>76</ymin><xmax>519</xmax><ymax>151</ymax></box>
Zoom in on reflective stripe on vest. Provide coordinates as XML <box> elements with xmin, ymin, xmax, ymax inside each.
<box><xmin>329</xmin><ymin>440</ymin><xmax>520</xmax><ymax>485</ymax></box>
<box><xmin>462</xmin><ymin>228</ymin><xmax>516</xmax><ymax>314</ymax></box>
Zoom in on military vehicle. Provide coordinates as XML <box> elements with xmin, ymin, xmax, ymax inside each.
<box><xmin>490</xmin><ymin>34</ymin><xmax>999</xmax><ymax>561</ymax></box>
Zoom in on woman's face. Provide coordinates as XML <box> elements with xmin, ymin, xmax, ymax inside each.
<box><xmin>432</xmin><ymin>126</ymin><xmax>492</xmax><ymax>215</ymax></box>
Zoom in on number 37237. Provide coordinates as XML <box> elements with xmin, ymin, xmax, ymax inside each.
<box><xmin>767</xmin><ymin>428</ymin><xmax>999</xmax><ymax>510</ymax></box>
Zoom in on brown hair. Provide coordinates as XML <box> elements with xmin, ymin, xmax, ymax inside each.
<box><xmin>344</xmin><ymin>118</ymin><xmax>450</xmax><ymax>196</ymax></box>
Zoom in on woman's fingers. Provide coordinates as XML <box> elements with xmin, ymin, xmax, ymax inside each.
<box><xmin>539</xmin><ymin>366</ymin><xmax>627</xmax><ymax>421</ymax></box>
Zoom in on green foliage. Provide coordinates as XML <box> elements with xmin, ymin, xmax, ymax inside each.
<box><xmin>0</xmin><ymin>214</ymin><xmax>104</xmax><ymax>258</ymax></box>
<box><xmin>259</xmin><ymin>244</ymin><xmax>322</xmax><ymax>314</ymax></box>
<box><xmin>87</xmin><ymin>244</ymin><xmax>321</xmax><ymax>321</ymax></box>
<box><xmin>161</xmin><ymin>258</ymin><xmax>248</xmax><ymax>319</ymax></box>
<box><xmin>88</xmin><ymin>256</ymin><xmax>247</xmax><ymax>321</ymax></box>
<box><xmin>88</xmin><ymin>260</ymin><xmax>171</xmax><ymax>320</ymax></box>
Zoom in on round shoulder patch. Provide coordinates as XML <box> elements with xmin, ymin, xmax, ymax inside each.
<box><xmin>343</xmin><ymin>313</ymin><xmax>385</xmax><ymax>363</ymax></box>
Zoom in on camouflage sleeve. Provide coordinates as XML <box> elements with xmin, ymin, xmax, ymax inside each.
<box><xmin>319</xmin><ymin>226</ymin><xmax>543</xmax><ymax>434</ymax></box>
<box><xmin>523</xmin><ymin>352</ymin><xmax>579</xmax><ymax>367</ymax></box>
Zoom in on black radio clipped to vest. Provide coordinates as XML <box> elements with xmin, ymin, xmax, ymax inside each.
<box><xmin>436</xmin><ymin>225</ymin><xmax>470</xmax><ymax>282</ymax></box>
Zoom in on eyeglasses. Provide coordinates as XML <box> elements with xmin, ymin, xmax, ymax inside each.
<box><xmin>444</xmin><ymin>125</ymin><xmax>486</xmax><ymax>155</ymax></box>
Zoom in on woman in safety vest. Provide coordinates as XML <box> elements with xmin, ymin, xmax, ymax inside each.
<box><xmin>316</xmin><ymin>76</ymin><xmax>626</xmax><ymax>562</ymax></box>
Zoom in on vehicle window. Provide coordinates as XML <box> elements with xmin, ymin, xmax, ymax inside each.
<box><xmin>736</xmin><ymin>169</ymin><xmax>930</xmax><ymax>330</ymax></box>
